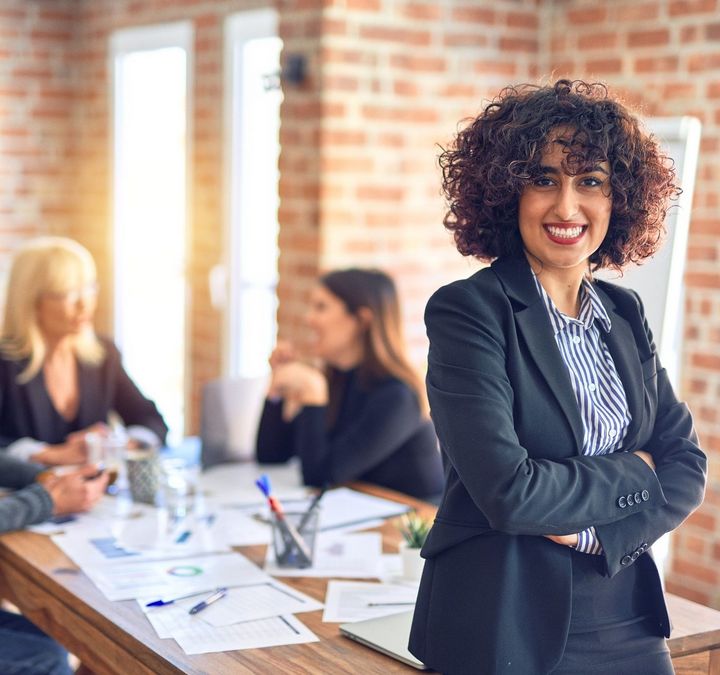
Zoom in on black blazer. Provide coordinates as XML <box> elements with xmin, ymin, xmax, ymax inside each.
<box><xmin>409</xmin><ymin>257</ymin><xmax>706</xmax><ymax>675</ymax></box>
<box><xmin>0</xmin><ymin>336</ymin><xmax>168</xmax><ymax>447</ymax></box>
<box><xmin>256</xmin><ymin>369</ymin><xmax>444</xmax><ymax>500</ymax></box>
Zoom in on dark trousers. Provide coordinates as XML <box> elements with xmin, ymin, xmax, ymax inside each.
<box><xmin>0</xmin><ymin>608</ymin><xmax>72</xmax><ymax>675</ymax></box>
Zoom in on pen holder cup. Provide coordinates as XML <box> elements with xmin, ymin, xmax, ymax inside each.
<box><xmin>271</xmin><ymin>510</ymin><xmax>319</xmax><ymax>569</ymax></box>
<box><xmin>125</xmin><ymin>449</ymin><xmax>159</xmax><ymax>505</ymax></box>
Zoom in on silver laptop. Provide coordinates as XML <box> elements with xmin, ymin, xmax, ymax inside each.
<box><xmin>339</xmin><ymin>610</ymin><xmax>430</xmax><ymax>670</ymax></box>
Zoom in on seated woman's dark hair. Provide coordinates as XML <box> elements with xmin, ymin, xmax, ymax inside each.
<box><xmin>319</xmin><ymin>268</ymin><xmax>427</xmax><ymax>416</ymax></box>
<box><xmin>440</xmin><ymin>79</ymin><xmax>680</xmax><ymax>271</ymax></box>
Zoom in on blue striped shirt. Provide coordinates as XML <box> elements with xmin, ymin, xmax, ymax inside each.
<box><xmin>533</xmin><ymin>274</ymin><xmax>632</xmax><ymax>555</ymax></box>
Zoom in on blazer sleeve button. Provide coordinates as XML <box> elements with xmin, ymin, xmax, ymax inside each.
<box><xmin>618</xmin><ymin>496</ymin><xmax>627</xmax><ymax>508</ymax></box>
<box><xmin>631</xmin><ymin>551</ymin><xmax>640</xmax><ymax>561</ymax></box>
<box><xmin>634</xmin><ymin>492</ymin><xmax>642</xmax><ymax>504</ymax></box>
<box><xmin>641</xmin><ymin>490</ymin><xmax>650</xmax><ymax>501</ymax></box>
<box><xmin>626</xmin><ymin>493</ymin><xmax>635</xmax><ymax>506</ymax></box>
<box><xmin>621</xmin><ymin>555</ymin><xmax>632</xmax><ymax>566</ymax></box>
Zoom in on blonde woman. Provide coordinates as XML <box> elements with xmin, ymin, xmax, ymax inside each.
<box><xmin>0</xmin><ymin>236</ymin><xmax>168</xmax><ymax>466</ymax></box>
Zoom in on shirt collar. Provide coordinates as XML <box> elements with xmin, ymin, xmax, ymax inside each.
<box><xmin>532</xmin><ymin>273</ymin><xmax>612</xmax><ymax>335</ymax></box>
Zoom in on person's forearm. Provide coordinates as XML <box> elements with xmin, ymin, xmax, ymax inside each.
<box><xmin>0</xmin><ymin>484</ymin><xmax>53</xmax><ymax>533</ymax></box>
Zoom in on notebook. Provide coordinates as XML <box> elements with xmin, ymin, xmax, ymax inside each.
<box><xmin>339</xmin><ymin>610</ymin><xmax>429</xmax><ymax>670</ymax></box>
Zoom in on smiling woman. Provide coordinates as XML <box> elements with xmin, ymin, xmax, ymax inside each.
<box><xmin>408</xmin><ymin>80</ymin><xmax>706</xmax><ymax>675</ymax></box>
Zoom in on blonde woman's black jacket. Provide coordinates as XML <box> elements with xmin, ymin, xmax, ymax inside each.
<box><xmin>408</xmin><ymin>256</ymin><xmax>706</xmax><ymax>675</ymax></box>
<box><xmin>0</xmin><ymin>336</ymin><xmax>168</xmax><ymax>447</ymax></box>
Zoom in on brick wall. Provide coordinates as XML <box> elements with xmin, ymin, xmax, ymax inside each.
<box><xmin>544</xmin><ymin>0</ymin><xmax>720</xmax><ymax>610</ymax></box>
<box><xmin>295</xmin><ymin>0</ymin><xmax>541</xmax><ymax>363</ymax></box>
<box><xmin>1</xmin><ymin>0</ymin><xmax>719</xmax><ymax>606</ymax></box>
<box><xmin>0</xmin><ymin>0</ymin><xmax>77</xmax><ymax>263</ymax></box>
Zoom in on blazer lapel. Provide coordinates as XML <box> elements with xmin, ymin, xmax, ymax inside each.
<box><xmin>76</xmin><ymin>359</ymin><xmax>103</xmax><ymax>428</ymax></box>
<box><xmin>593</xmin><ymin>284</ymin><xmax>644</xmax><ymax>449</ymax></box>
<box><xmin>24</xmin><ymin>370</ymin><xmax>57</xmax><ymax>436</ymax></box>
<box><xmin>492</xmin><ymin>258</ymin><xmax>585</xmax><ymax>454</ymax></box>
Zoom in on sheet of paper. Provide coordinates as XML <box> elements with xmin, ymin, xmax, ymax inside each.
<box><xmin>322</xmin><ymin>580</ymin><xmax>418</xmax><ymax>622</ymax></box>
<box><xmin>82</xmin><ymin>551</ymin><xmax>270</xmax><ymax>601</ymax></box>
<box><xmin>28</xmin><ymin>495</ymin><xmax>151</xmax><ymax>536</ymax></box>
<box><xmin>203</xmin><ymin>509</ymin><xmax>272</xmax><ymax>546</ymax></box>
<box><xmin>141</xmin><ymin>579</ymin><xmax>322</xmax><ymax>635</ymax></box>
<box><xmin>313</xmin><ymin>487</ymin><xmax>411</xmax><ymax>532</ymax></box>
<box><xmin>199</xmin><ymin>460</ymin><xmax>307</xmax><ymax>506</ymax></box>
<box><xmin>173</xmin><ymin>614</ymin><xmax>319</xmax><ymax>655</ymax></box>
<box><xmin>264</xmin><ymin>532</ymin><xmax>383</xmax><ymax>578</ymax></box>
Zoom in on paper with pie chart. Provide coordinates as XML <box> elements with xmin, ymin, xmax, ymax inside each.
<box><xmin>81</xmin><ymin>551</ymin><xmax>268</xmax><ymax>601</ymax></box>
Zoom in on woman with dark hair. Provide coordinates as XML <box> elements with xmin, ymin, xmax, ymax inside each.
<box><xmin>255</xmin><ymin>268</ymin><xmax>444</xmax><ymax>500</ymax></box>
<box><xmin>409</xmin><ymin>80</ymin><xmax>706</xmax><ymax>674</ymax></box>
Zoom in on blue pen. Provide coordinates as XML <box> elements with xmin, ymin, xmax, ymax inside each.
<box><xmin>188</xmin><ymin>587</ymin><xmax>227</xmax><ymax>615</ymax></box>
<box><xmin>175</xmin><ymin>530</ymin><xmax>192</xmax><ymax>544</ymax></box>
<box><xmin>145</xmin><ymin>589</ymin><xmax>210</xmax><ymax>608</ymax></box>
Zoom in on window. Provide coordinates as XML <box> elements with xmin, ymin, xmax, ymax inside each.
<box><xmin>110</xmin><ymin>22</ymin><xmax>192</xmax><ymax>443</ymax></box>
<box><xmin>224</xmin><ymin>9</ymin><xmax>282</xmax><ymax>377</ymax></box>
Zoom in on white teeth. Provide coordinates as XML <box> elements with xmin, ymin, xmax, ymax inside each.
<box><xmin>546</xmin><ymin>225</ymin><xmax>583</xmax><ymax>238</ymax></box>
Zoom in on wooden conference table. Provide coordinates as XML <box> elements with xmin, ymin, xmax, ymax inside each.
<box><xmin>0</xmin><ymin>475</ymin><xmax>719</xmax><ymax>674</ymax></box>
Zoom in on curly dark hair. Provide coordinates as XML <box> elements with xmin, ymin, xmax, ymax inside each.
<box><xmin>440</xmin><ymin>79</ymin><xmax>679</xmax><ymax>270</ymax></box>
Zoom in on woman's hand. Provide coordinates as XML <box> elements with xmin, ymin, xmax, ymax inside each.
<box><xmin>268</xmin><ymin>341</ymin><xmax>298</xmax><ymax>399</ymax></box>
<box><xmin>269</xmin><ymin>340</ymin><xmax>296</xmax><ymax>370</ymax></box>
<box><xmin>30</xmin><ymin>439</ymin><xmax>89</xmax><ymax>466</ymax></box>
<box><xmin>65</xmin><ymin>422</ymin><xmax>109</xmax><ymax>447</ymax></box>
<box><xmin>633</xmin><ymin>450</ymin><xmax>656</xmax><ymax>471</ymax></box>
<box><xmin>271</xmin><ymin>362</ymin><xmax>328</xmax><ymax>420</ymax></box>
<box><xmin>544</xmin><ymin>533</ymin><xmax>579</xmax><ymax>547</ymax></box>
<box><xmin>44</xmin><ymin>465</ymin><xmax>109</xmax><ymax>515</ymax></box>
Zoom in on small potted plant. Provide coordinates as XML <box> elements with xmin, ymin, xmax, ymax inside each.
<box><xmin>397</xmin><ymin>512</ymin><xmax>432</xmax><ymax>581</ymax></box>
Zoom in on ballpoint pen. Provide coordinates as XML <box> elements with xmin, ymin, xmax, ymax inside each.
<box><xmin>297</xmin><ymin>487</ymin><xmax>326</xmax><ymax>535</ymax></box>
<box><xmin>188</xmin><ymin>587</ymin><xmax>227</xmax><ymax>615</ymax></box>
<box><xmin>145</xmin><ymin>589</ymin><xmax>211</xmax><ymax>608</ymax></box>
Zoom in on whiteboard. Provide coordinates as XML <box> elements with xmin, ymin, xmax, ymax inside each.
<box><xmin>597</xmin><ymin>116</ymin><xmax>702</xmax><ymax>389</ymax></box>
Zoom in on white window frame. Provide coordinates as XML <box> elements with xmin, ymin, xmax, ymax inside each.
<box><xmin>109</xmin><ymin>21</ymin><xmax>194</xmax><ymax>439</ymax></box>
<box><xmin>222</xmin><ymin>8</ymin><xmax>281</xmax><ymax>377</ymax></box>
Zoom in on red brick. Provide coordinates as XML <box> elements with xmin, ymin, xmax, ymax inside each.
<box><xmin>451</xmin><ymin>7</ymin><xmax>495</xmax><ymax>24</ymax></box>
<box><xmin>356</xmin><ymin>185</ymin><xmax>405</xmax><ymax>201</ymax></box>
<box><xmin>358</xmin><ymin>25</ymin><xmax>431</xmax><ymax>46</ymax></box>
<box><xmin>686</xmin><ymin>509</ymin><xmax>717</xmax><ymax>532</ymax></box>
<box><xmin>635</xmin><ymin>56</ymin><xmax>679</xmax><ymax>73</ymax></box>
<box><xmin>444</xmin><ymin>32</ymin><xmax>488</xmax><ymax>48</ymax></box>
<box><xmin>401</xmin><ymin>3</ymin><xmax>442</xmax><ymax>21</ymax></box>
<box><xmin>567</xmin><ymin>7</ymin><xmax>607</xmax><ymax>24</ymax></box>
<box><xmin>682</xmin><ymin>25</ymin><xmax>700</xmax><ymax>42</ymax></box>
<box><xmin>669</xmin><ymin>0</ymin><xmax>718</xmax><ymax>15</ymax></box>
<box><xmin>664</xmin><ymin>82</ymin><xmax>697</xmax><ymax>99</ymax></box>
<box><xmin>499</xmin><ymin>37</ymin><xmax>538</xmax><ymax>53</ymax></box>
<box><xmin>617</xmin><ymin>2</ymin><xmax>661</xmax><ymax>21</ymax></box>
<box><xmin>346</xmin><ymin>0</ymin><xmax>381</xmax><ymax>9</ymax></box>
<box><xmin>673</xmin><ymin>559</ymin><xmax>719</xmax><ymax>585</ymax></box>
<box><xmin>628</xmin><ymin>28</ymin><xmax>671</xmax><ymax>47</ymax></box>
<box><xmin>506</xmin><ymin>11</ymin><xmax>538</xmax><ymax>29</ymax></box>
<box><xmin>578</xmin><ymin>32</ymin><xmax>618</xmax><ymax>50</ymax></box>
<box><xmin>321</xmin><ymin>130</ymin><xmax>367</xmax><ymax>146</ymax></box>
<box><xmin>474</xmin><ymin>60</ymin><xmax>517</xmax><ymax>77</ymax></box>
<box><xmin>393</xmin><ymin>80</ymin><xmax>419</xmax><ymax>96</ymax></box>
<box><xmin>390</xmin><ymin>54</ymin><xmax>446</xmax><ymax>72</ymax></box>
<box><xmin>585</xmin><ymin>58</ymin><xmax>624</xmax><ymax>74</ymax></box>
<box><xmin>664</xmin><ymin>580</ymin><xmax>711</xmax><ymax>606</ymax></box>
